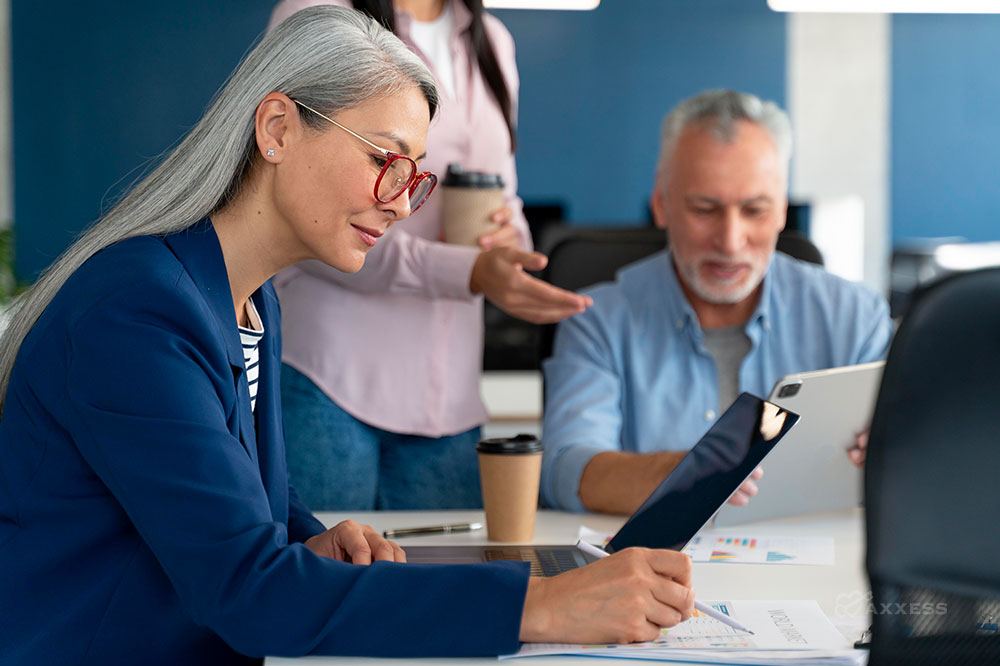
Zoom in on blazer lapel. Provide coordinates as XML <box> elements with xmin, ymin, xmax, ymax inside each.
<box><xmin>163</xmin><ymin>220</ymin><xmax>259</xmax><ymax>464</ymax></box>
<box><xmin>234</xmin><ymin>368</ymin><xmax>259</xmax><ymax>467</ymax></box>
<box><xmin>253</xmin><ymin>284</ymin><xmax>289</xmax><ymax>523</ymax></box>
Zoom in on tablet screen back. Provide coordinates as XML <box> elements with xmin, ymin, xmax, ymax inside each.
<box><xmin>607</xmin><ymin>393</ymin><xmax>798</xmax><ymax>553</ymax></box>
<box><xmin>713</xmin><ymin>361</ymin><xmax>884</xmax><ymax>527</ymax></box>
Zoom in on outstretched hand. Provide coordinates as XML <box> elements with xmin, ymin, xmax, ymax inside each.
<box><xmin>304</xmin><ymin>520</ymin><xmax>406</xmax><ymax>564</ymax></box>
<box><xmin>470</xmin><ymin>246</ymin><xmax>593</xmax><ymax>324</ymax></box>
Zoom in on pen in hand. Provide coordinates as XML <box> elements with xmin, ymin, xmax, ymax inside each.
<box><xmin>575</xmin><ymin>539</ymin><xmax>755</xmax><ymax>635</ymax></box>
<box><xmin>383</xmin><ymin>522</ymin><xmax>483</xmax><ymax>539</ymax></box>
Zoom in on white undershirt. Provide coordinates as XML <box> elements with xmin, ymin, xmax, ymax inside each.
<box><xmin>237</xmin><ymin>298</ymin><xmax>264</xmax><ymax>413</ymax></box>
<box><xmin>408</xmin><ymin>2</ymin><xmax>456</xmax><ymax>100</ymax></box>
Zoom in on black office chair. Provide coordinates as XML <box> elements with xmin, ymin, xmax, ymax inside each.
<box><xmin>536</xmin><ymin>228</ymin><xmax>666</xmax><ymax>365</ymax></box>
<box><xmin>536</xmin><ymin>227</ymin><xmax>823</xmax><ymax>363</ymax></box>
<box><xmin>865</xmin><ymin>268</ymin><xmax>1000</xmax><ymax>665</ymax></box>
<box><xmin>541</xmin><ymin>228</ymin><xmax>667</xmax><ymax>294</ymax></box>
<box><xmin>776</xmin><ymin>229</ymin><xmax>824</xmax><ymax>267</ymax></box>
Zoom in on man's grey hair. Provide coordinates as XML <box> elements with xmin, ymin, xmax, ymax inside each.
<box><xmin>657</xmin><ymin>89</ymin><xmax>792</xmax><ymax>181</ymax></box>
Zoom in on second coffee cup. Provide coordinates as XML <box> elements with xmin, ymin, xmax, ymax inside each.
<box><xmin>441</xmin><ymin>163</ymin><xmax>505</xmax><ymax>247</ymax></box>
<box><xmin>477</xmin><ymin>434</ymin><xmax>543</xmax><ymax>543</ymax></box>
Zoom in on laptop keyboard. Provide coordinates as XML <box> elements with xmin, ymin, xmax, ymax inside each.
<box><xmin>484</xmin><ymin>547</ymin><xmax>581</xmax><ymax>577</ymax></box>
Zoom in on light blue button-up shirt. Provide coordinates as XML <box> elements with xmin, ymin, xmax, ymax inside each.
<box><xmin>540</xmin><ymin>250</ymin><xmax>893</xmax><ymax>512</ymax></box>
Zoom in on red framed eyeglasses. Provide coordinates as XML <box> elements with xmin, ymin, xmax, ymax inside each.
<box><xmin>293</xmin><ymin>99</ymin><xmax>437</xmax><ymax>212</ymax></box>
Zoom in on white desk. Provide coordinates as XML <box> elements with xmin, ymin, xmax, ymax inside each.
<box><xmin>267</xmin><ymin>508</ymin><xmax>869</xmax><ymax>665</ymax></box>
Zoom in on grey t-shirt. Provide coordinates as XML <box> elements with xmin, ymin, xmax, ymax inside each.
<box><xmin>701</xmin><ymin>325</ymin><xmax>752</xmax><ymax>413</ymax></box>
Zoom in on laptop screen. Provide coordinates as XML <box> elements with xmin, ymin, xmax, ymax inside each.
<box><xmin>606</xmin><ymin>393</ymin><xmax>799</xmax><ymax>553</ymax></box>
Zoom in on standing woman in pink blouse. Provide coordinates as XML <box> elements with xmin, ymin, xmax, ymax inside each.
<box><xmin>267</xmin><ymin>0</ymin><xmax>589</xmax><ymax>510</ymax></box>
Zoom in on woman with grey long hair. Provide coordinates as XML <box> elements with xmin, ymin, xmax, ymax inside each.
<box><xmin>0</xmin><ymin>5</ymin><xmax>694</xmax><ymax>665</ymax></box>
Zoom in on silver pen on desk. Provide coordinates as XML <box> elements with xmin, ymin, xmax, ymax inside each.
<box><xmin>575</xmin><ymin>540</ymin><xmax>755</xmax><ymax>635</ymax></box>
<box><xmin>383</xmin><ymin>522</ymin><xmax>483</xmax><ymax>539</ymax></box>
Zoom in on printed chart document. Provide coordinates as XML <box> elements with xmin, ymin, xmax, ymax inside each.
<box><xmin>682</xmin><ymin>533</ymin><xmax>835</xmax><ymax>566</ymax></box>
<box><xmin>576</xmin><ymin>527</ymin><xmax>834</xmax><ymax>566</ymax></box>
<box><xmin>503</xmin><ymin>600</ymin><xmax>866</xmax><ymax>665</ymax></box>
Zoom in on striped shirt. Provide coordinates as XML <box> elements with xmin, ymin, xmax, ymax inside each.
<box><xmin>238</xmin><ymin>298</ymin><xmax>264</xmax><ymax>412</ymax></box>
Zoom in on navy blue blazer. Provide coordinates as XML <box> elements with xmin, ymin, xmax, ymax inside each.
<box><xmin>0</xmin><ymin>221</ymin><xmax>528</xmax><ymax>665</ymax></box>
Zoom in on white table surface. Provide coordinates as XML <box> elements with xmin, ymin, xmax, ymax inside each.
<box><xmin>267</xmin><ymin>508</ymin><xmax>869</xmax><ymax>665</ymax></box>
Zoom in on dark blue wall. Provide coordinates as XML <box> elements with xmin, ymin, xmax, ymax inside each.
<box><xmin>494</xmin><ymin>0</ymin><xmax>786</xmax><ymax>225</ymax></box>
<box><xmin>12</xmin><ymin>1</ymin><xmax>275</xmax><ymax>279</ymax></box>
<box><xmin>12</xmin><ymin>1</ymin><xmax>784</xmax><ymax>279</ymax></box>
<box><xmin>892</xmin><ymin>14</ymin><xmax>1000</xmax><ymax>244</ymax></box>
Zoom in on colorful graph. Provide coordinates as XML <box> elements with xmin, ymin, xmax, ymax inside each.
<box><xmin>683</xmin><ymin>533</ymin><xmax>833</xmax><ymax>565</ymax></box>
<box><xmin>766</xmin><ymin>551</ymin><xmax>795</xmax><ymax>562</ymax></box>
<box><xmin>694</xmin><ymin>602</ymin><xmax>732</xmax><ymax>618</ymax></box>
<box><xmin>657</xmin><ymin>603</ymin><xmax>754</xmax><ymax>648</ymax></box>
<box><xmin>710</xmin><ymin>551</ymin><xmax>738</xmax><ymax>561</ymax></box>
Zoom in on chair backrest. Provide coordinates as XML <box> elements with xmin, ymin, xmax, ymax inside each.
<box><xmin>537</xmin><ymin>228</ymin><xmax>666</xmax><ymax>365</ymax></box>
<box><xmin>865</xmin><ymin>268</ymin><xmax>1000</xmax><ymax>665</ymax></box>
<box><xmin>776</xmin><ymin>229</ymin><xmax>824</xmax><ymax>266</ymax></box>
<box><xmin>542</xmin><ymin>228</ymin><xmax>667</xmax><ymax>295</ymax></box>
<box><xmin>536</xmin><ymin>227</ymin><xmax>824</xmax><ymax>363</ymax></box>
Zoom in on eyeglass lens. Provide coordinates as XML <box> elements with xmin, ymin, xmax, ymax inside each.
<box><xmin>377</xmin><ymin>157</ymin><xmax>415</xmax><ymax>202</ymax></box>
<box><xmin>409</xmin><ymin>176</ymin><xmax>435</xmax><ymax>210</ymax></box>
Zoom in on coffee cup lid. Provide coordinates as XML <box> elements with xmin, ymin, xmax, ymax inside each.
<box><xmin>476</xmin><ymin>433</ymin><xmax>543</xmax><ymax>455</ymax></box>
<box><xmin>443</xmin><ymin>163</ymin><xmax>504</xmax><ymax>189</ymax></box>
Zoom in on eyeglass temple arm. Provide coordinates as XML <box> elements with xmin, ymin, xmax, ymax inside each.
<box><xmin>292</xmin><ymin>99</ymin><xmax>391</xmax><ymax>156</ymax></box>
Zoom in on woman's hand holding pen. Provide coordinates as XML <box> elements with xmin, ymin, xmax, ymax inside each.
<box><xmin>518</xmin><ymin>548</ymin><xmax>694</xmax><ymax>644</ymax></box>
<box><xmin>304</xmin><ymin>520</ymin><xmax>406</xmax><ymax>565</ymax></box>
<box><xmin>470</xmin><ymin>245</ymin><xmax>593</xmax><ymax>324</ymax></box>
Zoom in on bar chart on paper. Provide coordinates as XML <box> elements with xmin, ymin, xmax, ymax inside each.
<box><xmin>683</xmin><ymin>533</ymin><xmax>835</xmax><ymax>566</ymax></box>
<box><xmin>657</xmin><ymin>602</ymin><xmax>756</xmax><ymax>649</ymax></box>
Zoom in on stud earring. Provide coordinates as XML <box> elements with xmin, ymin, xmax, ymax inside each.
<box><xmin>266</xmin><ymin>149</ymin><xmax>275</xmax><ymax>157</ymax></box>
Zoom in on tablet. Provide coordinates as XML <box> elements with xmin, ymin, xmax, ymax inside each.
<box><xmin>608</xmin><ymin>392</ymin><xmax>799</xmax><ymax>552</ymax></box>
<box><xmin>713</xmin><ymin>361</ymin><xmax>885</xmax><ymax>527</ymax></box>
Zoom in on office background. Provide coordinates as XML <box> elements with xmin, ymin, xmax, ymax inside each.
<box><xmin>4</xmin><ymin>1</ymin><xmax>1000</xmax><ymax>288</ymax></box>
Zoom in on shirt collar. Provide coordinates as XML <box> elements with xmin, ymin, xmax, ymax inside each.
<box><xmin>659</xmin><ymin>251</ymin><xmax>700</xmax><ymax>335</ymax></box>
<box><xmin>752</xmin><ymin>254</ymin><xmax>776</xmax><ymax>330</ymax></box>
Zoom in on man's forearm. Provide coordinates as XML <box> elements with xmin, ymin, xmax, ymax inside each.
<box><xmin>578</xmin><ymin>450</ymin><xmax>685</xmax><ymax>515</ymax></box>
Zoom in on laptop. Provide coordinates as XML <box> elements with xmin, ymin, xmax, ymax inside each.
<box><xmin>713</xmin><ymin>362</ymin><xmax>884</xmax><ymax>527</ymax></box>
<box><xmin>404</xmin><ymin>393</ymin><xmax>799</xmax><ymax>576</ymax></box>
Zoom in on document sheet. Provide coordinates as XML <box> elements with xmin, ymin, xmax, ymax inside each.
<box><xmin>503</xmin><ymin>600</ymin><xmax>866</xmax><ymax>665</ymax></box>
<box><xmin>682</xmin><ymin>533</ymin><xmax>835</xmax><ymax>566</ymax></box>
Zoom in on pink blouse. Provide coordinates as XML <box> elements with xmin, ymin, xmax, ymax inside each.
<box><xmin>268</xmin><ymin>0</ymin><xmax>530</xmax><ymax>436</ymax></box>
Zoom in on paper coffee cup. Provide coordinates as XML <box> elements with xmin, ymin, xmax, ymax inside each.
<box><xmin>477</xmin><ymin>434</ymin><xmax>543</xmax><ymax>543</ymax></box>
<box><xmin>441</xmin><ymin>164</ymin><xmax>505</xmax><ymax>247</ymax></box>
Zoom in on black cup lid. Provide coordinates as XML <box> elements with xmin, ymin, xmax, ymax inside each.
<box><xmin>442</xmin><ymin>163</ymin><xmax>504</xmax><ymax>189</ymax></box>
<box><xmin>476</xmin><ymin>433</ymin><xmax>543</xmax><ymax>455</ymax></box>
